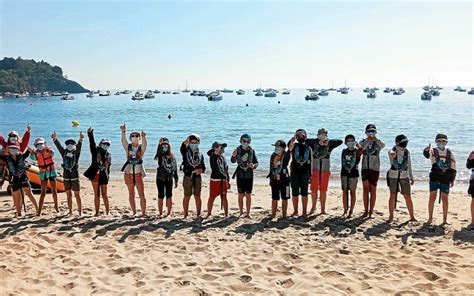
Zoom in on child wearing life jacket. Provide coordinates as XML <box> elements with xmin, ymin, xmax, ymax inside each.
<box><xmin>2</xmin><ymin>141</ymin><xmax>39</xmax><ymax>216</ymax></box>
<box><xmin>288</xmin><ymin>129</ymin><xmax>312</xmax><ymax>217</ymax></box>
<box><xmin>340</xmin><ymin>134</ymin><xmax>363</xmax><ymax>218</ymax></box>
<box><xmin>120</xmin><ymin>124</ymin><xmax>148</xmax><ymax>217</ymax></box>
<box><xmin>387</xmin><ymin>135</ymin><xmax>416</xmax><ymax>222</ymax></box>
<box><xmin>307</xmin><ymin>128</ymin><xmax>343</xmax><ymax>215</ymax></box>
<box><xmin>29</xmin><ymin>137</ymin><xmax>59</xmax><ymax>215</ymax></box>
<box><xmin>83</xmin><ymin>127</ymin><xmax>111</xmax><ymax>216</ymax></box>
<box><xmin>154</xmin><ymin>137</ymin><xmax>178</xmax><ymax>217</ymax></box>
<box><xmin>206</xmin><ymin>141</ymin><xmax>230</xmax><ymax>218</ymax></box>
<box><xmin>466</xmin><ymin>151</ymin><xmax>474</xmax><ymax>228</ymax></box>
<box><xmin>0</xmin><ymin>124</ymin><xmax>31</xmax><ymax>152</ymax></box>
<box><xmin>267</xmin><ymin>140</ymin><xmax>291</xmax><ymax>219</ymax></box>
<box><xmin>231</xmin><ymin>134</ymin><xmax>259</xmax><ymax>218</ymax></box>
<box><xmin>424</xmin><ymin>133</ymin><xmax>457</xmax><ymax>225</ymax></box>
<box><xmin>0</xmin><ymin>145</ymin><xmax>7</xmax><ymax>190</ymax></box>
<box><xmin>180</xmin><ymin>134</ymin><xmax>206</xmax><ymax>219</ymax></box>
<box><xmin>359</xmin><ymin>124</ymin><xmax>385</xmax><ymax>219</ymax></box>
<box><xmin>52</xmin><ymin>131</ymin><xmax>84</xmax><ymax>216</ymax></box>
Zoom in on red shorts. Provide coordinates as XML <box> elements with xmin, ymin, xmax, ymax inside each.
<box><xmin>124</xmin><ymin>173</ymin><xmax>144</xmax><ymax>186</ymax></box>
<box><xmin>209</xmin><ymin>179</ymin><xmax>228</xmax><ymax>198</ymax></box>
<box><xmin>310</xmin><ymin>171</ymin><xmax>330</xmax><ymax>192</ymax></box>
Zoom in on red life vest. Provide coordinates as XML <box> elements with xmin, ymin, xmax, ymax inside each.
<box><xmin>36</xmin><ymin>150</ymin><xmax>55</xmax><ymax>172</ymax></box>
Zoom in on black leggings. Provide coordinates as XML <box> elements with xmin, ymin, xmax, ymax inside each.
<box><xmin>156</xmin><ymin>178</ymin><xmax>173</xmax><ymax>199</ymax></box>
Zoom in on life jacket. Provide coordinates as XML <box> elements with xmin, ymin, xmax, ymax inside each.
<box><xmin>236</xmin><ymin>146</ymin><xmax>254</xmax><ymax>170</ymax></box>
<box><xmin>160</xmin><ymin>155</ymin><xmax>177</xmax><ymax>175</ymax></box>
<box><xmin>36</xmin><ymin>150</ymin><xmax>55</xmax><ymax>172</ymax></box>
<box><xmin>313</xmin><ymin>143</ymin><xmax>330</xmax><ymax>159</ymax></box>
<box><xmin>363</xmin><ymin>140</ymin><xmax>380</xmax><ymax>157</ymax></box>
<box><xmin>390</xmin><ymin>147</ymin><xmax>409</xmax><ymax>171</ymax></box>
<box><xmin>121</xmin><ymin>144</ymin><xmax>143</xmax><ymax>172</ymax></box>
<box><xmin>269</xmin><ymin>152</ymin><xmax>289</xmax><ymax>179</ymax></box>
<box><xmin>293</xmin><ymin>143</ymin><xmax>310</xmax><ymax>166</ymax></box>
<box><xmin>7</xmin><ymin>155</ymin><xmax>28</xmax><ymax>177</ymax></box>
<box><xmin>185</xmin><ymin>147</ymin><xmax>202</xmax><ymax>169</ymax></box>
<box><xmin>432</xmin><ymin>147</ymin><xmax>452</xmax><ymax>173</ymax></box>
<box><xmin>62</xmin><ymin>150</ymin><xmax>78</xmax><ymax>172</ymax></box>
<box><xmin>216</xmin><ymin>155</ymin><xmax>228</xmax><ymax>178</ymax></box>
<box><xmin>97</xmin><ymin>148</ymin><xmax>111</xmax><ymax>172</ymax></box>
<box><xmin>341</xmin><ymin>148</ymin><xmax>358</xmax><ymax>172</ymax></box>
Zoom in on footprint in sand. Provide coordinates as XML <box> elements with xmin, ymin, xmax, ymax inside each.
<box><xmin>276</xmin><ymin>278</ymin><xmax>294</xmax><ymax>288</ymax></box>
<box><xmin>422</xmin><ymin>271</ymin><xmax>440</xmax><ymax>281</ymax></box>
<box><xmin>320</xmin><ymin>270</ymin><xmax>345</xmax><ymax>278</ymax></box>
<box><xmin>239</xmin><ymin>275</ymin><xmax>252</xmax><ymax>283</ymax></box>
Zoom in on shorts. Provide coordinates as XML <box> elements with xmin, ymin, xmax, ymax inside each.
<box><xmin>209</xmin><ymin>179</ymin><xmax>228</xmax><ymax>198</ymax></box>
<box><xmin>124</xmin><ymin>173</ymin><xmax>144</xmax><ymax>186</ymax></box>
<box><xmin>429</xmin><ymin>181</ymin><xmax>450</xmax><ymax>194</ymax></box>
<box><xmin>10</xmin><ymin>174</ymin><xmax>31</xmax><ymax>192</ymax></box>
<box><xmin>237</xmin><ymin>177</ymin><xmax>253</xmax><ymax>194</ymax></box>
<box><xmin>270</xmin><ymin>179</ymin><xmax>290</xmax><ymax>201</ymax></box>
<box><xmin>468</xmin><ymin>180</ymin><xmax>474</xmax><ymax>197</ymax></box>
<box><xmin>341</xmin><ymin>176</ymin><xmax>358</xmax><ymax>192</ymax></box>
<box><xmin>39</xmin><ymin>169</ymin><xmax>57</xmax><ymax>181</ymax></box>
<box><xmin>157</xmin><ymin>178</ymin><xmax>173</xmax><ymax>199</ymax></box>
<box><xmin>310</xmin><ymin>171</ymin><xmax>330</xmax><ymax>192</ymax></box>
<box><xmin>361</xmin><ymin>169</ymin><xmax>380</xmax><ymax>186</ymax></box>
<box><xmin>64</xmin><ymin>178</ymin><xmax>80</xmax><ymax>192</ymax></box>
<box><xmin>92</xmin><ymin>171</ymin><xmax>109</xmax><ymax>185</ymax></box>
<box><xmin>388</xmin><ymin>178</ymin><xmax>411</xmax><ymax>195</ymax></box>
<box><xmin>183</xmin><ymin>175</ymin><xmax>202</xmax><ymax>197</ymax></box>
<box><xmin>290</xmin><ymin>172</ymin><xmax>309</xmax><ymax>197</ymax></box>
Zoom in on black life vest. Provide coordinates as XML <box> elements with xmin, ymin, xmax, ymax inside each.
<box><xmin>121</xmin><ymin>144</ymin><xmax>143</xmax><ymax>172</ymax></box>
<box><xmin>62</xmin><ymin>150</ymin><xmax>78</xmax><ymax>172</ymax></box>
<box><xmin>390</xmin><ymin>147</ymin><xmax>409</xmax><ymax>171</ymax></box>
<box><xmin>432</xmin><ymin>147</ymin><xmax>452</xmax><ymax>172</ymax></box>
<box><xmin>236</xmin><ymin>146</ymin><xmax>254</xmax><ymax>171</ymax></box>
<box><xmin>341</xmin><ymin>149</ymin><xmax>358</xmax><ymax>172</ymax></box>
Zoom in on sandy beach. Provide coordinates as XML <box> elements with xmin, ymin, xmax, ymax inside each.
<box><xmin>0</xmin><ymin>177</ymin><xmax>473</xmax><ymax>295</ymax></box>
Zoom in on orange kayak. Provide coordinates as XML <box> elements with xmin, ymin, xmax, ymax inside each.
<box><xmin>25</xmin><ymin>164</ymin><xmax>66</xmax><ymax>192</ymax></box>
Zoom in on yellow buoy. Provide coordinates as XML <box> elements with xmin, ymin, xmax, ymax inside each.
<box><xmin>72</xmin><ymin>120</ymin><xmax>80</xmax><ymax>127</ymax></box>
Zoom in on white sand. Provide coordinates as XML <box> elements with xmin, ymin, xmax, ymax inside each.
<box><xmin>0</xmin><ymin>177</ymin><xmax>473</xmax><ymax>295</ymax></box>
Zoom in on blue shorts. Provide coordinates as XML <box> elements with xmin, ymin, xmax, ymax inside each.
<box><xmin>429</xmin><ymin>181</ymin><xmax>450</xmax><ymax>194</ymax></box>
<box><xmin>39</xmin><ymin>169</ymin><xmax>58</xmax><ymax>181</ymax></box>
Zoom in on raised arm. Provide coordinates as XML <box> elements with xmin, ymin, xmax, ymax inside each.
<box><xmin>120</xmin><ymin>124</ymin><xmax>128</xmax><ymax>151</ymax></box>
<box><xmin>87</xmin><ymin>127</ymin><xmax>97</xmax><ymax>156</ymax></box>
<box><xmin>52</xmin><ymin>131</ymin><xmax>65</xmax><ymax>156</ymax></box>
<box><xmin>20</xmin><ymin>124</ymin><xmax>32</xmax><ymax>152</ymax></box>
<box><xmin>141</xmin><ymin>130</ymin><xmax>147</xmax><ymax>156</ymax></box>
<box><xmin>76</xmin><ymin>132</ymin><xmax>84</xmax><ymax>159</ymax></box>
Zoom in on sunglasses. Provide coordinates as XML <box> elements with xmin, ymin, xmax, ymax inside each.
<box><xmin>241</xmin><ymin>140</ymin><xmax>250</xmax><ymax>143</ymax></box>
<box><xmin>130</xmin><ymin>135</ymin><xmax>140</xmax><ymax>138</ymax></box>
<box><xmin>102</xmin><ymin>143</ymin><xmax>111</xmax><ymax>146</ymax></box>
<box><xmin>436</xmin><ymin>140</ymin><xmax>448</xmax><ymax>144</ymax></box>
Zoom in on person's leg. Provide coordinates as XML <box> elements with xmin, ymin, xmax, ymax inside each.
<box><xmin>166</xmin><ymin>197</ymin><xmax>173</xmax><ymax>217</ymax></box>
<box><xmin>342</xmin><ymin>190</ymin><xmax>348</xmax><ymax>216</ymax></box>
<box><xmin>23</xmin><ymin>187</ymin><xmax>38</xmax><ymax>213</ymax></box>
<box><xmin>292</xmin><ymin>196</ymin><xmax>299</xmax><ymax>216</ymax></box>
<box><xmin>282</xmin><ymin>199</ymin><xmax>288</xmax><ymax>218</ymax></box>
<box><xmin>74</xmin><ymin>191</ymin><xmax>82</xmax><ymax>216</ymax></box>
<box><xmin>165</xmin><ymin>179</ymin><xmax>173</xmax><ymax>217</ymax></box>
<box><xmin>157</xmin><ymin>180</ymin><xmax>164</xmax><ymax>216</ymax></box>
<box><xmin>92</xmin><ymin>181</ymin><xmax>100</xmax><ymax>216</ymax></box>
<box><xmin>12</xmin><ymin>190</ymin><xmax>21</xmax><ymax>217</ymax></box>
<box><xmin>183</xmin><ymin>195</ymin><xmax>190</xmax><ymax>218</ymax></box>
<box><xmin>403</xmin><ymin>194</ymin><xmax>416</xmax><ymax>221</ymax></box>
<box><xmin>388</xmin><ymin>193</ymin><xmax>395</xmax><ymax>222</ymax></box>
<box><xmin>270</xmin><ymin>180</ymin><xmax>278</xmax><ymax>218</ymax></box>
<box><xmin>471</xmin><ymin>198</ymin><xmax>474</xmax><ymax>226</ymax></box>
<box><xmin>245</xmin><ymin>192</ymin><xmax>251</xmax><ymax>218</ymax></box>
<box><xmin>136</xmin><ymin>176</ymin><xmax>147</xmax><ymax>217</ymax></box>
<box><xmin>310</xmin><ymin>171</ymin><xmax>318</xmax><ymax>214</ymax></box>
<box><xmin>206</xmin><ymin>195</ymin><xmax>216</xmax><ymax>218</ymax></box>
<box><xmin>427</xmin><ymin>190</ymin><xmax>437</xmax><ymax>224</ymax></box>
<box><xmin>194</xmin><ymin>195</ymin><xmax>202</xmax><ymax>218</ymax></box>
<box><xmin>441</xmin><ymin>192</ymin><xmax>449</xmax><ymax>224</ymax></box>
<box><xmin>349</xmin><ymin>189</ymin><xmax>356</xmax><ymax>218</ymax></box>
<box><xmin>101</xmin><ymin>185</ymin><xmax>110</xmax><ymax>215</ymax></box>
<box><xmin>301</xmin><ymin>196</ymin><xmax>308</xmax><ymax>216</ymax></box>
<box><xmin>38</xmin><ymin>179</ymin><xmax>48</xmax><ymax>215</ymax></box>
<box><xmin>66</xmin><ymin>190</ymin><xmax>73</xmax><ymax>215</ymax></box>
<box><xmin>301</xmin><ymin>174</ymin><xmax>309</xmax><ymax>216</ymax></box>
<box><xmin>362</xmin><ymin>180</ymin><xmax>369</xmax><ymax>218</ymax></box>
<box><xmin>238</xmin><ymin>193</ymin><xmax>244</xmax><ymax>216</ymax></box>
<box><xmin>49</xmin><ymin>179</ymin><xmax>58</xmax><ymax>212</ymax></box>
<box><xmin>126</xmin><ymin>183</ymin><xmax>136</xmax><ymax>215</ymax></box>
<box><xmin>271</xmin><ymin>200</ymin><xmax>277</xmax><ymax>218</ymax></box>
<box><xmin>319</xmin><ymin>172</ymin><xmax>330</xmax><ymax>214</ymax></box>
<box><xmin>368</xmin><ymin>184</ymin><xmax>377</xmax><ymax>218</ymax></box>
<box><xmin>222</xmin><ymin>192</ymin><xmax>228</xmax><ymax>217</ymax></box>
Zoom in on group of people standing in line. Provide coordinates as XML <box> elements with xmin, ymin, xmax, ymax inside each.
<box><xmin>0</xmin><ymin>124</ymin><xmax>473</xmax><ymax>227</ymax></box>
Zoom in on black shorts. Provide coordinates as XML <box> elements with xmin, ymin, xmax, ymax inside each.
<box><xmin>468</xmin><ymin>179</ymin><xmax>474</xmax><ymax>197</ymax></box>
<box><xmin>270</xmin><ymin>179</ymin><xmax>290</xmax><ymax>201</ymax></box>
<box><xmin>10</xmin><ymin>174</ymin><xmax>31</xmax><ymax>192</ymax></box>
<box><xmin>157</xmin><ymin>178</ymin><xmax>173</xmax><ymax>199</ymax></box>
<box><xmin>361</xmin><ymin>169</ymin><xmax>380</xmax><ymax>186</ymax></box>
<box><xmin>237</xmin><ymin>177</ymin><xmax>253</xmax><ymax>194</ymax></box>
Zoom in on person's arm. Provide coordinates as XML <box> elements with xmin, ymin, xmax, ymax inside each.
<box><xmin>210</xmin><ymin>154</ymin><xmax>219</xmax><ymax>173</ymax></box>
<box><xmin>121</xmin><ymin>128</ymin><xmax>128</xmax><ymax>151</ymax></box>
<box><xmin>408</xmin><ymin>151</ymin><xmax>414</xmax><ymax>182</ymax></box>
<box><xmin>141</xmin><ymin>131</ymin><xmax>147</xmax><ymax>156</ymax></box>
<box><xmin>20</xmin><ymin>126</ymin><xmax>31</xmax><ymax>152</ymax></box>
<box><xmin>288</xmin><ymin>136</ymin><xmax>296</xmax><ymax>152</ymax></box>
<box><xmin>87</xmin><ymin>128</ymin><xmax>97</xmax><ymax>158</ymax></box>
<box><xmin>329</xmin><ymin>139</ymin><xmax>343</xmax><ymax>151</ymax></box>
<box><xmin>76</xmin><ymin>138</ymin><xmax>83</xmax><ymax>159</ymax></box>
<box><xmin>423</xmin><ymin>144</ymin><xmax>431</xmax><ymax>159</ymax></box>
<box><xmin>173</xmin><ymin>158</ymin><xmax>179</xmax><ymax>182</ymax></box>
<box><xmin>375</xmin><ymin>138</ymin><xmax>385</xmax><ymax>149</ymax></box>
<box><xmin>180</xmin><ymin>142</ymin><xmax>187</xmax><ymax>157</ymax></box>
<box><xmin>22</xmin><ymin>150</ymin><xmax>30</xmax><ymax>159</ymax></box>
<box><xmin>201</xmin><ymin>155</ymin><xmax>206</xmax><ymax>173</ymax></box>
<box><xmin>0</xmin><ymin>135</ymin><xmax>6</xmax><ymax>149</ymax></box>
<box><xmin>252</xmin><ymin>150</ymin><xmax>258</xmax><ymax>169</ymax></box>
<box><xmin>53</xmin><ymin>138</ymin><xmax>65</xmax><ymax>156</ymax></box>
<box><xmin>231</xmin><ymin>148</ymin><xmax>238</xmax><ymax>163</ymax></box>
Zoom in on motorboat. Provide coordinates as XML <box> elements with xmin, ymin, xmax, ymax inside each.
<box><xmin>236</xmin><ymin>89</ymin><xmax>245</xmax><ymax>95</ymax></box>
<box><xmin>132</xmin><ymin>91</ymin><xmax>144</xmax><ymax>100</ymax></box>
<box><xmin>264</xmin><ymin>91</ymin><xmax>277</xmax><ymax>97</ymax></box>
<box><xmin>207</xmin><ymin>91</ymin><xmax>223</xmax><ymax>101</ymax></box>
<box><xmin>305</xmin><ymin>93</ymin><xmax>320</xmax><ymax>101</ymax></box>
<box><xmin>145</xmin><ymin>90</ymin><xmax>155</xmax><ymax>99</ymax></box>
<box><xmin>367</xmin><ymin>91</ymin><xmax>377</xmax><ymax>98</ymax></box>
<box><xmin>421</xmin><ymin>91</ymin><xmax>432</xmax><ymax>100</ymax></box>
<box><xmin>318</xmin><ymin>90</ymin><xmax>329</xmax><ymax>96</ymax></box>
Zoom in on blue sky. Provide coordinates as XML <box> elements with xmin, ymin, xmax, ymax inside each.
<box><xmin>1</xmin><ymin>0</ymin><xmax>472</xmax><ymax>89</ymax></box>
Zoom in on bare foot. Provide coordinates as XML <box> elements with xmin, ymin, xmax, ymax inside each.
<box><xmin>409</xmin><ymin>217</ymin><xmax>417</xmax><ymax>222</ymax></box>
<box><xmin>361</xmin><ymin>212</ymin><xmax>368</xmax><ymax>219</ymax></box>
<box><xmin>309</xmin><ymin>207</ymin><xmax>316</xmax><ymax>215</ymax></box>
<box><xmin>291</xmin><ymin>212</ymin><xmax>298</xmax><ymax>217</ymax></box>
